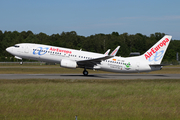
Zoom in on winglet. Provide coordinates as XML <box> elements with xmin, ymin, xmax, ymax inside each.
<box><xmin>104</xmin><ymin>49</ymin><xmax>111</xmax><ymax>55</ymax></box>
<box><xmin>110</xmin><ymin>46</ymin><xmax>120</xmax><ymax>56</ymax></box>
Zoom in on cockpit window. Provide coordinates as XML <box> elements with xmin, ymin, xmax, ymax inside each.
<box><xmin>14</xmin><ymin>45</ymin><xmax>20</xmax><ymax>48</ymax></box>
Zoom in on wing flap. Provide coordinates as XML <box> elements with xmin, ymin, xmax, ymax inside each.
<box><xmin>77</xmin><ymin>55</ymin><xmax>113</xmax><ymax>68</ymax></box>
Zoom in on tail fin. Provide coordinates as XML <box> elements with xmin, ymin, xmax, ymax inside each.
<box><xmin>110</xmin><ymin>46</ymin><xmax>120</xmax><ymax>56</ymax></box>
<box><xmin>143</xmin><ymin>35</ymin><xmax>172</xmax><ymax>64</ymax></box>
<box><xmin>104</xmin><ymin>49</ymin><xmax>111</xmax><ymax>55</ymax></box>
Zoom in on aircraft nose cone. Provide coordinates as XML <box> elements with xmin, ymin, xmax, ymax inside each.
<box><xmin>6</xmin><ymin>47</ymin><xmax>10</xmax><ymax>52</ymax></box>
<box><xmin>6</xmin><ymin>47</ymin><xmax>13</xmax><ymax>53</ymax></box>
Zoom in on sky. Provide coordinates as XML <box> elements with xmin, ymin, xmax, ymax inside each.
<box><xmin>1</xmin><ymin>0</ymin><xmax>180</xmax><ymax>39</ymax></box>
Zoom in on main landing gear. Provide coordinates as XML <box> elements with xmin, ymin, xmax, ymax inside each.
<box><xmin>83</xmin><ymin>69</ymin><xmax>88</xmax><ymax>76</ymax></box>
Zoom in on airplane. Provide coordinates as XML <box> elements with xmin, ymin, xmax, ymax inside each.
<box><xmin>6</xmin><ymin>35</ymin><xmax>172</xmax><ymax>76</ymax></box>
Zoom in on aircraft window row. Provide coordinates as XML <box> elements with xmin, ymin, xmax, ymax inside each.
<box><xmin>69</xmin><ymin>54</ymin><xmax>76</xmax><ymax>57</ymax></box>
<box><xmin>55</xmin><ymin>52</ymin><xmax>61</xmax><ymax>55</ymax></box>
<box><xmin>32</xmin><ymin>49</ymin><xmax>131</xmax><ymax>65</ymax></box>
<box><xmin>33</xmin><ymin>49</ymin><xmax>95</xmax><ymax>59</ymax></box>
<box><xmin>79</xmin><ymin>56</ymin><xmax>93</xmax><ymax>59</ymax></box>
<box><xmin>104</xmin><ymin>60</ymin><xmax>131</xmax><ymax>65</ymax></box>
<box><xmin>33</xmin><ymin>49</ymin><xmax>78</xmax><ymax>57</ymax></box>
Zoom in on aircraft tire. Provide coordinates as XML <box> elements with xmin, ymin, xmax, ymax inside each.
<box><xmin>83</xmin><ymin>70</ymin><xmax>88</xmax><ymax>76</ymax></box>
<box><xmin>20</xmin><ymin>61</ymin><xmax>23</xmax><ymax>65</ymax></box>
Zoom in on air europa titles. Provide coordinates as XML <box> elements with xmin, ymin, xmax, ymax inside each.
<box><xmin>49</xmin><ymin>47</ymin><xmax>72</xmax><ymax>54</ymax></box>
<box><xmin>145</xmin><ymin>38</ymin><xmax>169</xmax><ymax>59</ymax></box>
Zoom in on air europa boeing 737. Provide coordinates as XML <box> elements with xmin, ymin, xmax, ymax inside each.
<box><xmin>6</xmin><ymin>35</ymin><xmax>172</xmax><ymax>76</ymax></box>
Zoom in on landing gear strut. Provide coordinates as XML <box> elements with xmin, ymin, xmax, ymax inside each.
<box><xmin>83</xmin><ymin>69</ymin><xmax>88</xmax><ymax>76</ymax></box>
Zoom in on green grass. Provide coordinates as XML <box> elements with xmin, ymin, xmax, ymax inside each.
<box><xmin>0</xmin><ymin>79</ymin><xmax>180</xmax><ymax>120</ymax></box>
<box><xmin>0</xmin><ymin>65</ymin><xmax>180</xmax><ymax>119</ymax></box>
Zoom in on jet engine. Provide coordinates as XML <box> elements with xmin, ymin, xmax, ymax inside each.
<box><xmin>60</xmin><ymin>59</ymin><xmax>77</xmax><ymax>69</ymax></box>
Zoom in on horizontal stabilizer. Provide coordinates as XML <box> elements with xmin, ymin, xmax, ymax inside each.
<box><xmin>149</xmin><ymin>64</ymin><xmax>168</xmax><ymax>67</ymax></box>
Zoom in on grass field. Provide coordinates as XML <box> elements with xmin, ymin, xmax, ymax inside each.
<box><xmin>0</xmin><ymin>65</ymin><xmax>180</xmax><ymax>120</ymax></box>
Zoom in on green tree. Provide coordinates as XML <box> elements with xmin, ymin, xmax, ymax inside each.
<box><xmin>1</xmin><ymin>30</ymin><xmax>180</xmax><ymax>62</ymax></box>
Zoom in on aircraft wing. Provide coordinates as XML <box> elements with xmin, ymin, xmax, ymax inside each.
<box><xmin>77</xmin><ymin>55</ymin><xmax>113</xmax><ymax>68</ymax></box>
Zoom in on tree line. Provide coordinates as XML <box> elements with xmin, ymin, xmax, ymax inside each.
<box><xmin>0</xmin><ymin>30</ymin><xmax>180</xmax><ymax>63</ymax></box>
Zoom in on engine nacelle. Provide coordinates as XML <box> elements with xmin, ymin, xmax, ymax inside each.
<box><xmin>60</xmin><ymin>59</ymin><xmax>77</xmax><ymax>69</ymax></box>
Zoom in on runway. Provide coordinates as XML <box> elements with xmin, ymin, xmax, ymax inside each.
<box><xmin>0</xmin><ymin>74</ymin><xmax>180</xmax><ymax>80</ymax></box>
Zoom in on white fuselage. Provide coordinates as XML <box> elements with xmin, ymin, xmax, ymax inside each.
<box><xmin>6</xmin><ymin>43</ymin><xmax>161</xmax><ymax>73</ymax></box>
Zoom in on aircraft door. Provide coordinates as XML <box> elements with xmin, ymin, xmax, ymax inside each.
<box><xmin>62</xmin><ymin>53</ymin><xmax>69</xmax><ymax>58</ymax></box>
<box><xmin>24</xmin><ymin>46</ymin><xmax>29</xmax><ymax>53</ymax></box>
<box><xmin>136</xmin><ymin>62</ymin><xmax>140</xmax><ymax>71</ymax></box>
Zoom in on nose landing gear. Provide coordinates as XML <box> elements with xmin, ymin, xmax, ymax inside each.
<box><xmin>20</xmin><ymin>61</ymin><xmax>23</xmax><ymax>65</ymax></box>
